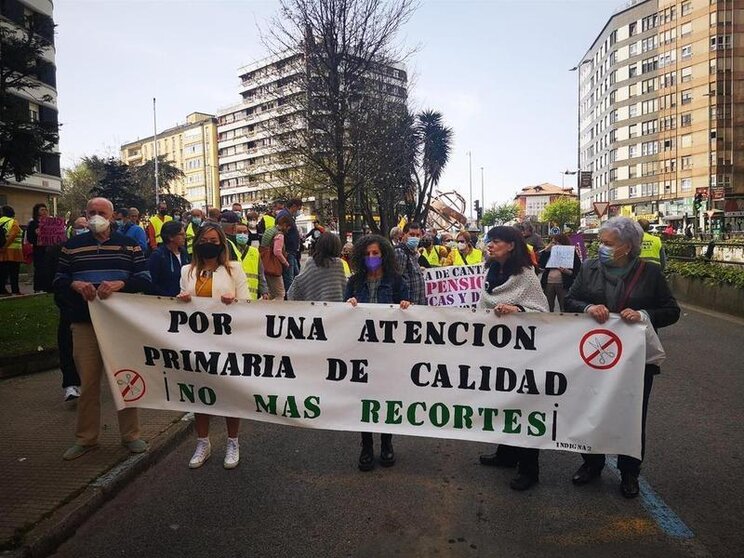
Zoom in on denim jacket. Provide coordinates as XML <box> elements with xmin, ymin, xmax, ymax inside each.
<box><xmin>344</xmin><ymin>273</ymin><xmax>409</xmax><ymax>304</ymax></box>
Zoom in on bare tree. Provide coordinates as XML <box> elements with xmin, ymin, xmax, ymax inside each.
<box><xmin>262</xmin><ymin>0</ymin><xmax>416</xmax><ymax>235</ymax></box>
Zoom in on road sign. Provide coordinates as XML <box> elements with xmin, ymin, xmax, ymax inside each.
<box><xmin>580</xmin><ymin>171</ymin><xmax>593</xmax><ymax>189</ymax></box>
<box><xmin>593</xmin><ymin>202</ymin><xmax>610</xmax><ymax>218</ymax></box>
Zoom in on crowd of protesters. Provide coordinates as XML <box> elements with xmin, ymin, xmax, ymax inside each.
<box><xmin>1</xmin><ymin>195</ymin><xmax>680</xmax><ymax>499</ymax></box>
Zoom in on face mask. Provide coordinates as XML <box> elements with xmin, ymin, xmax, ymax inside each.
<box><xmin>446</xmin><ymin>241</ymin><xmax>456</xmax><ymax>249</ymax></box>
<box><xmin>365</xmin><ymin>255</ymin><xmax>383</xmax><ymax>271</ymax></box>
<box><xmin>235</xmin><ymin>233</ymin><xmax>249</xmax><ymax>245</ymax></box>
<box><xmin>88</xmin><ymin>215</ymin><xmax>111</xmax><ymax>234</ymax></box>
<box><xmin>457</xmin><ymin>241</ymin><xmax>467</xmax><ymax>251</ymax></box>
<box><xmin>196</xmin><ymin>242</ymin><xmax>223</xmax><ymax>259</ymax></box>
<box><xmin>598</xmin><ymin>244</ymin><xmax>615</xmax><ymax>265</ymax></box>
<box><xmin>294</xmin><ymin>210</ymin><xmax>303</xmax><ymax>217</ymax></box>
<box><xmin>174</xmin><ymin>215</ymin><xmax>181</xmax><ymax>222</ymax></box>
<box><xmin>191</xmin><ymin>217</ymin><xmax>202</xmax><ymax>226</ymax></box>
<box><xmin>406</xmin><ymin>237</ymin><xmax>420</xmax><ymax>250</ymax></box>
<box><xmin>74</xmin><ymin>228</ymin><xmax>89</xmax><ymax>235</ymax></box>
<box><xmin>158</xmin><ymin>209</ymin><xmax>167</xmax><ymax>216</ymax></box>
<box><xmin>248</xmin><ymin>220</ymin><xmax>257</xmax><ymax>228</ymax></box>
<box><xmin>115</xmin><ymin>220</ymin><xmax>123</xmax><ymax>227</ymax></box>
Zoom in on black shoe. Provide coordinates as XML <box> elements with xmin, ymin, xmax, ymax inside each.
<box><xmin>571</xmin><ymin>463</ymin><xmax>603</xmax><ymax>485</ymax></box>
<box><xmin>510</xmin><ymin>474</ymin><xmax>538</xmax><ymax>491</ymax></box>
<box><xmin>358</xmin><ymin>446</ymin><xmax>374</xmax><ymax>472</ymax></box>
<box><xmin>479</xmin><ymin>451</ymin><xmax>517</xmax><ymax>468</ymax></box>
<box><xmin>620</xmin><ymin>473</ymin><xmax>640</xmax><ymax>499</ymax></box>
<box><xmin>380</xmin><ymin>439</ymin><xmax>395</xmax><ymax>467</ymax></box>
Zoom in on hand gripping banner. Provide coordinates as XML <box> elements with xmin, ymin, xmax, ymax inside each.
<box><xmin>89</xmin><ymin>294</ymin><xmax>646</xmax><ymax>458</ymax></box>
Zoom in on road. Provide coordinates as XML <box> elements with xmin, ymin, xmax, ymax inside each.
<box><xmin>53</xmin><ymin>305</ymin><xmax>743</xmax><ymax>557</ymax></box>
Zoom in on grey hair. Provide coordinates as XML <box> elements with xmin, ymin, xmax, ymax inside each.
<box><xmin>600</xmin><ymin>216</ymin><xmax>643</xmax><ymax>258</ymax></box>
<box><xmin>389</xmin><ymin>226</ymin><xmax>401</xmax><ymax>241</ymax></box>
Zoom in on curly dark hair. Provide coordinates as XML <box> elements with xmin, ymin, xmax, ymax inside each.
<box><xmin>32</xmin><ymin>203</ymin><xmax>47</xmax><ymax>221</ymax></box>
<box><xmin>484</xmin><ymin>226</ymin><xmax>533</xmax><ymax>276</ymax></box>
<box><xmin>348</xmin><ymin>234</ymin><xmax>398</xmax><ymax>289</ymax></box>
<box><xmin>312</xmin><ymin>232</ymin><xmax>342</xmax><ymax>267</ymax></box>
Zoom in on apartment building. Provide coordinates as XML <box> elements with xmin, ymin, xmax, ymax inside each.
<box><xmin>0</xmin><ymin>0</ymin><xmax>60</xmax><ymax>222</ymax></box>
<box><xmin>577</xmin><ymin>0</ymin><xmax>743</xmax><ymax>229</ymax></box>
<box><xmin>217</xmin><ymin>53</ymin><xmax>408</xmax><ymax>209</ymax></box>
<box><xmin>120</xmin><ymin>112</ymin><xmax>220</xmax><ymax>210</ymax></box>
<box><xmin>514</xmin><ymin>183</ymin><xmax>578</xmax><ymax>219</ymax></box>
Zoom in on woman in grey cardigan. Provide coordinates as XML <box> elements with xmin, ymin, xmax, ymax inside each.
<box><xmin>287</xmin><ymin>232</ymin><xmax>347</xmax><ymax>302</ymax></box>
<box><xmin>477</xmin><ymin>226</ymin><xmax>549</xmax><ymax>491</ymax></box>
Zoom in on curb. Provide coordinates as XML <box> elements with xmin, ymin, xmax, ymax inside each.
<box><xmin>6</xmin><ymin>414</ymin><xmax>194</xmax><ymax>558</ymax></box>
<box><xmin>0</xmin><ymin>350</ymin><xmax>59</xmax><ymax>380</ymax></box>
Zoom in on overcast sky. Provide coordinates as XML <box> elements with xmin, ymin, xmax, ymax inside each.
<box><xmin>55</xmin><ymin>0</ymin><xmax>618</xmax><ymax>208</ymax></box>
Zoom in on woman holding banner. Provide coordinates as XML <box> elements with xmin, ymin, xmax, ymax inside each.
<box><xmin>177</xmin><ymin>224</ymin><xmax>250</xmax><ymax>470</ymax></box>
<box><xmin>477</xmin><ymin>226</ymin><xmax>549</xmax><ymax>491</ymax></box>
<box><xmin>565</xmin><ymin>216</ymin><xmax>679</xmax><ymax>499</ymax></box>
<box><xmin>345</xmin><ymin>234</ymin><xmax>411</xmax><ymax>471</ymax></box>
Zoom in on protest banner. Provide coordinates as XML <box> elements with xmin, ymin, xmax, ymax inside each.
<box><xmin>544</xmin><ymin>245</ymin><xmax>576</xmax><ymax>269</ymax></box>
<box><xmin>89</xmin><ymin>294</ymin><xmax>647</xmax><ymax>458</ymax></box>
<box><xmin>37</xmin><ymin>217</ymin><xmax>67</xmax><ymax>246</ymax></box>
<box><xmin>569</xmin><ymin>233</ymin><xmax>587</xmax><ymax>261</ymax></box>
<box><xmin>424</xmin><ymin>264</ymin><xmax>483</xmax><ymax>307</ymax></box>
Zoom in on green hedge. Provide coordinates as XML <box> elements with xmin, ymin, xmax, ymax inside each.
<box><xmin>666</xmin><ymin>259</ymin><xmax>744</xmax><ymax>290</ymax></box>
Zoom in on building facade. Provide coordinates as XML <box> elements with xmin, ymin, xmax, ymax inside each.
<box><xmin>217</xmin><ymin>53</ymin><xmax>408</xmax><ymax>210</ymax></box>
<box><xmin>577</xmin><ymin>0</ymin><xmax>744</xmax><ymax>231</ymax></box>
<box><xmin>514</xmin><ymin>183</ymin><xmax>577</xmax><ymax>219</ymax></box>
<box><xmin>0</xmin><ymin>0</ymin><xmax>60</xmax><ymax>222</ymax></box>
<box><xmin>120</xmin><ymin>112</ymin><xmax>220</xmax><ymax>211</ymax></box>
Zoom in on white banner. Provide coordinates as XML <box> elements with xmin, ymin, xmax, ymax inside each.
<box><xmin>424</xmin><ymin>264</ymin><xmax>484</xmax><ymax>307</ymax></box>
<box><xmin>90</xmin><ymin>294</ymin><xmax>647</xmax><ymax>458</ymax></box>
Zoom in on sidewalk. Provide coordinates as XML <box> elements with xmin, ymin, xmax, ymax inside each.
<box><xmin>0</xmin><ymin>368</ymin><xmax>192</xmax><ymax>556</ymax></box>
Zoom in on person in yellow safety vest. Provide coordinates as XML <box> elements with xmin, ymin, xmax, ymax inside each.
<box><xmin>637</xmin><ymin>218</ymin><xmax>667</xmax><ymax>271</ymax></box>
<box><xmin>185</xmin><ymin>208</ymin><xmax>204</xmax><ymax>255</ymax></box>
<box><xmin>235</xmin><ymin>224</ymin><xmax>268</xmax><ymax>299</ymax></box>
<box><xmin>257</xmin><ymin>200</ymin><xmax>282</xmax><ymax>238</ymax></box>
<box><xmin>0</xmin><ymin>205</ymin><xmax>25</xmax><ymax>295</ymax></box>
<box><xmin>340</xmin><ymin>242</ymin><xmax>353</xmax><ymax>277</ymax></box>
<box><xmin>444</xmin><ymin>231</ymin><xmax>483</xmax><ymax>266</ymax></box>
<box><xmin>232</xmin><ymin>203</ymin><xmax>248</xmax><ymax>225</ymax></box>
<box><xmin>418</xmin><ymin>236</ymin><xmax>446</xmax><ymax>267</ymax></box>
<box><xmin>146</xmin><ymin>202</ymin><xmax>173</xmax><ymax>250</ymax></box>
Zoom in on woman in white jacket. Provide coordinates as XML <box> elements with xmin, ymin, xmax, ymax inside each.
<box><xmin>177</xmin><ymin>224</ymin><xmax>250</xmax><ymax>469</ymax></box>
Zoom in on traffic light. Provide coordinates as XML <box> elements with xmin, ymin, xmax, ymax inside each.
<box><xmin>693</xmin><ymin>192</ymin><xmax>703</xmax><ymax>212</ymax></box>
<box><xmin>474</xmin><ymin>200</ymin><xmax>482</xmax><ymax>221</ymax></box>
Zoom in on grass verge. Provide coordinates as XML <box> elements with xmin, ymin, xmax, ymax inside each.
<box><xmin>0</xmin><ymin>294</ymin><xmax>58</xmax><ymax>357</ymax></box>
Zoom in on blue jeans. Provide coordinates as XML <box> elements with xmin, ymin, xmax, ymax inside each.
<box><xmin>282</xmin><ymin>253</ymin><xmax>300</xmax><ymax>293</ymax></box>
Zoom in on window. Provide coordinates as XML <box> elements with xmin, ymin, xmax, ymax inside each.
<box><xmin>642</xmin><ymin>36</ymin><xmax>657</xmax><ymax>53</ymax></box>
<box><xmin>661</xmin><ymin>71</ymin><xmax>676</xmax><ymax>88</ymax></box>
<box><xmin>642</xmin><ymin>56</ymin><xmax>658</xmax><ymax>73</ymax></box>
<box><xmin>28</xmin><ymin>102</ymin><xmax>39</xmax><ymax>122</ymax></box>
<box><xmin>659</xmin><ymin>49</ymin><xmax>676</xmax><ymax>68</ymax></box>
<box><xmin>629</xmin><ymin>144</ymin><xmax>638</xmax><ymax>157</ymax></box>
<box><xmin>681</xmin><ymin>134</ymin><xmax>692</xmax><ymax>148</ymax></box>
<box><xmin>710</xmin><ymin>35</ymin><xmax>732</xmax><ymax>50</ymax></box>
<box><xmin>660</xmin><ymin>93</ymin><xmax>677</xmax><ymax>110</ymax></box>
<box><xmin>629</xmin><ymin>104</ymin><xmax>638</xmax><ymax>118</ymax></box>
<box><xmin>629</xmin><ymin>165</ymin><xmax>638</xmax><ymax>179</ymax></box>
<box><xmin>641</xmin><ymin>120</ymin><xmax>657</xmax><ymax>135</ymax></box>
<box><xmin>663</xmin><ymin>158</ymin><xmax>676</xmax><ymax>173</ymax></box>
<box><xmin>629</xmin><ymin>64</ymin><xmax>638</xmax><ymax>78</ymax></box>
<box><xmin>629</xmin><ymin>42</ymin><xmax>638</xmax><ymax>56</ymax></box>
<box><xmin>681</xmin><ymin>22</ymin><xmax>692</xmax><ymax>36</ymax></box>
<box><xmin>629</xmin><ymin>124</ymin><xmax>638</xmax><ymax>138</ymax></box>
<box><xmin>659</xmin><ymin>28</ymin><xmax>677</xmax><ymax>45</ymax></box>
<box><xmin>710</xmin><ymin>129</ymin><xmax>717</xmax><ymax>140</ymax></box>
<box><xmin>681</xmin><ymin>89</ymin><xmax>693</xmax><ymax>104</ymax></box>
<box><xmin>660</xmin><ymin>116</ymin><xmax>676</xmax><ymax>131</ymax></box>
<box><xmin>681</xmin><ymin>156</ymin><xmax>692</xmax><ymax>170</ymax></box>
<box><xmin>663</xmin><ymin>138</ymin><xmax>675</xmax><ymax>151</ymax></box>
<box><xmin>629</xmin><ymin>83</ymin><xmax>637</xmax><ymax>97</ymax></box>
<box><xmin>641</xmin><ymin>78</ymin><xmax>656</xmax><ymax>94</ymax></box>
<box><xmin>681</xmin><ymin>44</ymin><xmax>692</xmax><ymax>59</ymax></box>
<box><xmin>629</xmin><ymin>21</ymin><xmax>638</xmax><ymax>36</ymax></box>
<box><xmin>681</xmin><ymin>67</ymin><xmax>692</xmax><ymax>82</ymax></box>
<box><xmin>642</xmin><ymin>13</ymin><xmax>659</xmax><ymax>31</ymax></box>
<box><xmin>681</xmin><ymin>1</ymin><xmax>691</xmax><ymax>17</ymax></box>
<box><xmin>642</xmin><ymin>141</ymin><xmax>659</xmax><ymax>156</ymax></box>
<box><xmin>629</xmin><ymin>185</ymin><xmax>638</xmax><ymax>198</ymax></box>
<box><xmin>681</xmin><ymin>178</ymin><xmax>692</xmax><ymax>191</ymax></box>
<box><xmin>642</xmin><ymin>99</ymin><xmax>658</xmax><ymax>114</ymax></box>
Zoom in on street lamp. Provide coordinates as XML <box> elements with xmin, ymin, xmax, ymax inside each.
<box><xmin>570</xmin><ymin>60</ymin><xmax>592</xmax><ymax>220</ymax></box>
<box><xmin>561</xmin><ymin>169</ymin><xmax>577</xmax><ymax>188</ymax></box>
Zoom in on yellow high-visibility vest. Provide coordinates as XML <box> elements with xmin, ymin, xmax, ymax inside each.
<box><xmin>0</xmin><ymin>217</ymin><xmax>21</xmax><ymax>250</ymax></box>
<box><xmin>150</xmin><ymin>215</ymin><xmax>172</xmax><ymax>245</ymax></box>
<box><xmin>451</xmin><ymin>248</ymin><xmax>483</xmax><ymax>266</ymax></box>
<box><xmin>640</xmin><ymin>232</ymin><xmax>662</xmax><ymax>265</ymax></box>
<box><xmin>185</xmin><ymin>222</ymin><xmax>198</xmax><ymax>255</ymax></box>
<box><xmin>421</xmin><ymin>247</ymin><xmax>441</xmax><ymax>267</ymax></box>
<box><xmin>341</xmin><ymin>258</ymin><xmax>351</xmax><ymax>278</ymax></box>
<box><xmin>262</xmin><ymin>214</ymin><xmax>275</xmax><ymax>230</ymax></box>
<box><xmin>240</xmin><ymin>246</ymin><xmax>260</xmax><ymax>300</ymax></box>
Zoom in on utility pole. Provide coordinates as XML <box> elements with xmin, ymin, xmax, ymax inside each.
<box><xmin>153</xmin><ymin>97</ymin><xmax>160</xmax><ymax>206</ymax></box>
<box><xmin>480</xmin><ymin>167</ymin><xmax>485</xmax><ymax>214</ymax></box>
<box><xmin>468</xmin><ymin>151</ymin><xmax>473</xmax><ymax>221</ymax></box>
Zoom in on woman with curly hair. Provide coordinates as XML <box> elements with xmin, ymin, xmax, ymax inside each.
<box><xmin>345</xmin><ymin>234</ymin><xmax>411</xmax><ymax>471</ymax></box>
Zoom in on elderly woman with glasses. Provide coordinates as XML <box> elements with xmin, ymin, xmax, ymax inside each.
<box><xmin>565</xmin><ymin>216</ymin><xmax>680</xmax><ymax>498</ymax></box>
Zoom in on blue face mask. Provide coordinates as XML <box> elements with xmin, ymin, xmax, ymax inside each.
<box><xmin>406</xmin><ymin>237</ymin><xmax>420</xmax><ymax>250</ymax></box>
<box><xmin>115</xmin><ymin>220</ymin><xmax>123</xmax><ymax>227</ymax></box>
<box><xmin>235</xmin><ymin>233</ymin><xmax>249</xmax><ymax>245</ymax></box>
<box><xmin>598</xmin><ymin>244</ymin><xmax>615</xmax><ymax>265</ymax></box>
<box><xmin>192</xmin><ymin>217</ymin><xmax>202</xmax><ymax>226</ymax></box>
<box><xmin>365</xmin><ymin>255</ymin><xmax>383</xmax><ymax>271</ymax></box>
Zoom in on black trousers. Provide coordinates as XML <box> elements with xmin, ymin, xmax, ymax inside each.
<box><xmin>0</xmin><ymin>261</ymin><xmax>21</xmax><ymax>293</ymax></box>
<box><xmin>361</xmin><ymin>432</ymin><xmax>392</xmax><ymax>448</ymax></box>
<box><xmin>32</xmin><ymin>247</ymin><xmax>47</xmax><ymax>291</ymax></box>
<box><xmin>58</xmin><ymin>314</ymin><xmax>80</xmax><ymax>388</ymax></box>
<box><xmin>495</xmin><ymin>444</ymin><xmax>540</xmax><ymax>479</ymax></box>
<box><xmin>581</xmin><ymin>369</ymin><xmax>655</xmax><ymax>476</ymax></box>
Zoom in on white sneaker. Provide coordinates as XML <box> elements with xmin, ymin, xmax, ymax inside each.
<box><xmin>224</xmin><ymin>438</ymin><xmax>240</xmax><ymax>469</ymax></box>
<box><xmin>64</xmin><ymin>386</ymin><xmax>81</xmax><ymax>402</ymax></box>
<box><xmin>189</xmin><ymin>438</ymin><xmax>211</xmax><ymax>469</ymax></box>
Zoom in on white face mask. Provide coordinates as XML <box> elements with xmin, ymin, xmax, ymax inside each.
<box><xmin>457</xmin><ymin>241</ymin><xmax>467</xmax><ymax>250</ymax></box>
<box><xmin>88</xmin><ymin>215</ymin><xmax>111</xmax><ymax>234</ymax></box>
<box><xmin>248</xmin><ymin>220</ymin><xmax>257</xmax><ymax>228</ymax></box>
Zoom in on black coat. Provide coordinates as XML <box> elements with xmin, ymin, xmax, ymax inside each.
<box><xmin>565</xmin><ymin>257</ymin><xmax>680</xmax><ymax>373</ymax></box>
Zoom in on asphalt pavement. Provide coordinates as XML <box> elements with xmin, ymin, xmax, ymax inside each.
<box><xmin>50</xmin><ymin>305</ymin><xmax>744</xmax><ymax>558</ymax></box>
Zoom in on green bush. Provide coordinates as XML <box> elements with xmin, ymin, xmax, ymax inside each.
<box><xmin>663</xmin><ymin>239</ymin><xmax>697</xmax><ymax>259</ymax></box>
<box><xmin>666</xmin><ymin>259</ymin><xmax>744</xmax><ymax>290</ymax></box>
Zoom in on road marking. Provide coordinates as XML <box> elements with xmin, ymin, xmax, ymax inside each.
<box><xmin>607</xmin><ymin>464</ymin><xmax>712</xmax><ymax>557</ymax></box>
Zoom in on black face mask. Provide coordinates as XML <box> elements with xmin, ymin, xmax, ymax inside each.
<box><xmin>196</xmin><ymin>243</ymin><xmax>223</xmax><ymax>259</ymax></box>
<box><xmin>159</xmin><ymin>209</ymin><xmax>167</xmax><ymax>216</ymax></box>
